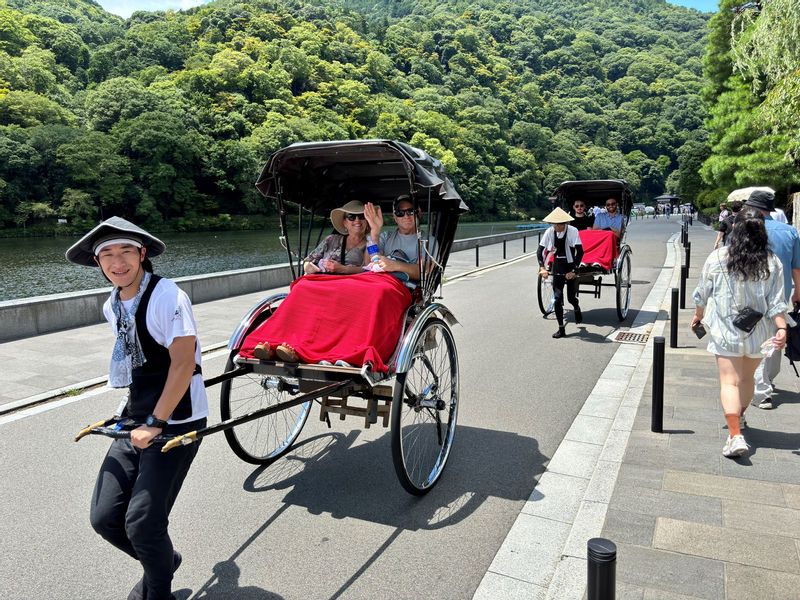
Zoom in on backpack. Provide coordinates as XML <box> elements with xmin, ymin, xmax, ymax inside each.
<box><xmin>786</xmin><ymin>304</ymin><xmax>800</xmax><ymax>376</ymax></box>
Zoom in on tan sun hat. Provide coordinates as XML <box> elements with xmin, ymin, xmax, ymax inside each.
<box><xmin>330</xmin><ymin>200</ymin><xmax>366</xmax><ymax>234</ymax></box>
<box><xmin>542</xmin><ymin>207</ymin><xmax>574</xmax><ymax>224</ymax></box>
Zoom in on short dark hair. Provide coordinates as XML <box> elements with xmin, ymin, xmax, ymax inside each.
<box><xmin>729</xmin><ymin>200</ymin><xmax>743</xmax><ymax>213</ymax></box>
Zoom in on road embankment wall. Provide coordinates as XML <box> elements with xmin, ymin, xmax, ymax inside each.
<box><xmin>0</xmin><ymin>229</ymin><xmax>542</xmax><ymax>343</ymax></box>
<box><xmin>0</xmin><ymin>263</ymin><xmax>294</xmax><ymax>343</ymax></box>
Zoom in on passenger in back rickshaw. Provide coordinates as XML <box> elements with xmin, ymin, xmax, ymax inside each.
<box><xmin>593</xmin><ymin>197</ymin><xmax>625</xmax><ymax>237</ymax></box>
<box><xmin>241</xmin><ymin>197</ymin><xmax>427</xmax><ymax>371</ymax></box>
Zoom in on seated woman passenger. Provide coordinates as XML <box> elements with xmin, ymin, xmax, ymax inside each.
<box><xmin>303</xmin><ymin>200</ymin><xmax>368</xmax><ymax>274</ymax></box>
<box><xmin>570</xmin><ymin>199</ymin><xmax>595</xmax><ymax>230</ymax></box>
<box><xmin>593</xmin><ymin>197</ymin><xmax>624</xmax><ymax>237</ymax></box>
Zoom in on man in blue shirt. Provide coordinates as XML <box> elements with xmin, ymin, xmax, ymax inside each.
<box><xmin>593</xmin><ymin>197</ymin><xmax>624</xmax><ymax>237</ymax></box>
<box><xmin>744</xmin><ymin>187</ymin><xmax>800</xmax><ymax>409</ymax></box>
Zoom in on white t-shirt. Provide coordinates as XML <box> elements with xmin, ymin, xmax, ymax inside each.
<box><xmin>539</xmin><ymin>225</ymin><xmax>582</xmax><ymax>263</ymax></box>
<box><xmin>103</xmin><ymin>277</ymin><xmax>208</xmax><ymax>424</ymax></box>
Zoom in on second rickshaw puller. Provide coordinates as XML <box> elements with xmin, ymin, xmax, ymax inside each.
<box><xmin>538</xmin><ymin>207</ymin><xmax>585</xmax><ymax>338</ymax></box>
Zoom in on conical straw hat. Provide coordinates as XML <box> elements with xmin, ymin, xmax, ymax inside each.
<box><xmin>542</xmin><ymin>207</ymin><xmax>574</xmax><ymax>224</ymax></box>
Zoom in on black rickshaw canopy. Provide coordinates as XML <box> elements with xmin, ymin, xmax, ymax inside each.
<box><xmin>554</xmin><ymin>179</ymin><xmax>634</xmax><ymax>217</ymax></box>
<box><xmin>255</xmin><ymin>139</ymin><xmax>467</xmax><ymax>213</ymax></box>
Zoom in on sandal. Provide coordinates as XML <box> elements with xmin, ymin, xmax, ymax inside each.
<box><xmin>253</xmin><ymin>342</ymin><xmax>275</xmax><ymax>360</ymax></box>
<box><xmin>276</xmin><ymin>343</ymin><xmax>300</xmax><ymax>362</ymax></box>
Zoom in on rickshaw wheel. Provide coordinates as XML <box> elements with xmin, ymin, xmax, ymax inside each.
<box><xmin>615</xmin><ymin>249</ymin><xmax>632</xmax><ymax>321</ymax></box>
<box><xmin>220</xmin><ymin>352</ymin><xmax>311</xmax><ymax>465</ymax></box>
<box><xmin>537</xmin><ymin>273</ymin><xmax>555</xmax><ymax>317</ymax></box>
<box><xmin>391</xmin><ymin>317</ymin><xmax>459</xmax><ymax>495</ymax></box>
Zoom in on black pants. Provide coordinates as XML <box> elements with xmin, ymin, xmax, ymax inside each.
<box><xmin>89</xmin><ymin>420</ymin><xmax>204</xmax><ymax>600</ymax></box>
<box><xmin>553</xmin><ymin>274</ymin><xmax>579</xmax><ymax>327</ymax></box>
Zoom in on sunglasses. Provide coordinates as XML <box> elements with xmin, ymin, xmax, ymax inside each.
<box><xmin>345</xmin><ymin>214</ymin><xmax>365</xmax><ymax>221</ymax></box>
<box><xmin>394</xmin><ymin>208</ymin><xmax>416</xmax><ymax>217</ymax></box>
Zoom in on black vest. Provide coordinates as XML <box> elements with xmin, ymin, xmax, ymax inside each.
<box><xmin>126</xmin><ymin>275</ymin><xmax>198</xmax><ymax>421</ymax></box>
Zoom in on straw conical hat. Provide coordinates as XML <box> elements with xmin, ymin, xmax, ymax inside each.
<box><xmin>543</xmin><ymin>207</ymin><xmax>574</xmax><ymax>224</ymax></box>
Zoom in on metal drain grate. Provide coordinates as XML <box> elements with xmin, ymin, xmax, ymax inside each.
<box><xmin>614</xmin><ymin>331</ymin><xmax>650</xmax><ymax>344</ymax></box>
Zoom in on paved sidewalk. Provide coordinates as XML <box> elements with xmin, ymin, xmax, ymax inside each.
<box><xmin>602</xmin><ymin>230</ymin><xmax>800</xmax><ymax>599</ymax></box>
<box><xmin>475</xmin><ymin>224</ymin><xmax>800</xmax><ymax>600</ymax></box>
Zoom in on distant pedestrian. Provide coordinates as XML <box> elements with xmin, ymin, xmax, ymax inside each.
<box><xmin>538</xmin><ymin>207</ymin><xmax>583</xmax><ymax>338</ymax></box>
<box><xmin>66</xmin><ymin>217</ymin><xmax>208</xmax><ymax>600</ymax></box>
<box><xmin>692</xmin><ymin>207</ymin><xmax>788</xmax><ymax>458</ymax></box>
<box><xmin>742</xmin><ymin>188</ymin><xmax>800</xmax><ymax>409</ymax></box>
<box><xmin>719</xmin><ymin>203</ymin><xmax>729</xmax><ymax>223</ymax></box>
<box><xmin>714</xmin><ymin>199</ymin><xmax>742</xmax><ymax>249</ymax></box>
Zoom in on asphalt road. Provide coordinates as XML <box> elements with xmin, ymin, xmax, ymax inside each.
<box><xmin>0</xmin><ymin>218</ymin><xmax>683</xmax><ymax>600</ymax></box>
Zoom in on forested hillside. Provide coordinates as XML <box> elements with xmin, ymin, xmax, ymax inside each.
<box><xmin>0</xmin><ymin>0</ymin><xmax>709</xmax><ymax>231</ymax></box>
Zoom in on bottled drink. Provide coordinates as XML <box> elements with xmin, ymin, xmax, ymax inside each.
<box><xmin>366</xmin><ymin>240</ymin><xmax>380</xmax><ymax>262</ymax></box>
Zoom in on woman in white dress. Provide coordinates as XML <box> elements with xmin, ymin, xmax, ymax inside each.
<box><xmin>692</xmin><ymin>208</ymin><xmax>788</xmax><ymax>458</ymax></box>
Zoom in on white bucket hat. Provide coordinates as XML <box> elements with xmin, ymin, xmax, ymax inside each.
<box><xmin>66</xmin><ymin>216</ymin><xmax>166</xmax><ymax>266</ymax></box>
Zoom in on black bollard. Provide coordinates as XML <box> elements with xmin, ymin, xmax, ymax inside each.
<box><xmin>503</xmin><ymin>240</ymin><xmax>507</xmax><ymax>260</ymax></box>
<box><xmin>685</xmin><ymin>241</ymin><xmax>691</xmax><ymax>272</ymax></box>
<box><xmin>587</xmin><ymin>538</ymin><xmax>617</xmax><ymax>600</ymax></box>
<box><xmin>670</xmin><ymin>287</ymin><xmax>679</xmax><ymax>348</ymax></box>
<box><xmin>523</xmin><ymin>236</ymin><xmax>527</xmax><ymax>253</ymax></box>
<box><xmin>679</xmin><ymin>265</ymin><xmax>688</xmax><ymax>309</ymax></box>
<box><xmin>475</xmin><ymin>246</ymin><xmax>479</xmax><ymax>267</ymax></box>
<box><xmin>652</xmin><ymin>336</ymin><xmax>665</xmax><ymax>433</ymax></box>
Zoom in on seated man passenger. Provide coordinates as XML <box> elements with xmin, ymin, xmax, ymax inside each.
<box><xmin>570</xmin><ymin>199</ymin><xmax>594</xmax><ymax>230</ymax></box>
<box><xmin>303</xmin><ymin>200</ymin><xmax>368</xmax><ymax>274</ymax></box>
<box><xmin>593</xmin><ymin>197</ymin><xmax>624</xmax><ymax>237</ymax></box>
<box><xmin>364</xmin><ymin>195</ymin><xmax>428</xmax><ymax>282</ymax></box>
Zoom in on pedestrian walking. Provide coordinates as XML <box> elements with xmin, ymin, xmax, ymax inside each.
<box><xmin>692</xmin><ymin>207</ymin><xmax>788</xmax><ymax>458</ymax></box>
<box><xmin>741</xmin><ymin>188</ymin><xmax>800</xmax><ymax>409</ymax></box>
<box><xmin>538</xmin><ymin>207</ymin><xmax>583</xmax><ymax>338</ymax></box>
<box><xmin>66</xmin><ymin>217</ymin><xmax>208</xmax><ymax>600</ymax></box>
<box><xmin>714</xmin><ymin>199</ymin><xmax>742</xmax><ymax>249</ymax></box>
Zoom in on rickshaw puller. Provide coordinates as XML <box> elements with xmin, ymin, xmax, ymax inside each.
<box><xmin>538</xmin><ymin>207</ymin><xmax>584</xmax><ymax>338</ymax></box>
<box><xmin>66</xmin><ymin>217</ymin><xmax>208</xmax><ymax>600</ymax></box>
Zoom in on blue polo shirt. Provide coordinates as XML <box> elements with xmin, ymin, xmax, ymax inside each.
<box><xmin>764</xmin><ymin>216</ymin><xmax>800</xmax><ymax>301</ymax></box>
<box><xmin>594</xmin><ymin>211</ymin><xmax>624</xmax><ymax>231</ymax></box>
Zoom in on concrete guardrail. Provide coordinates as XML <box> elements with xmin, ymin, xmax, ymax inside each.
<box><xmin>0</xmin><ymin>228</ymin><xmax>545</xmax><ymax>343</ymax></box>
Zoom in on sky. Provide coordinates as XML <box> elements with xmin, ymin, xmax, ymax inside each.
<box><xmin>98</xmin><ymin>0</ymin><xmax>718</xmax><ymax>19</ymax></box>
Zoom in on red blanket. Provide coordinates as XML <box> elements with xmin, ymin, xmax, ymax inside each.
<box><xmin>239</xmin><ymin>272</ymin><xmax>412</xmax><ymax>372</ymax></box>
<box><xmin>578</xmin><ymin>229</ymin><xmax>619</xmax><ymax>270</ymax></box>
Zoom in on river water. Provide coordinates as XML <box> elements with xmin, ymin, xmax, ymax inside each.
<box><xmin>0</xmin><ymin>221</ymin><xmax>531</xmax><ymax>301</ymax></box>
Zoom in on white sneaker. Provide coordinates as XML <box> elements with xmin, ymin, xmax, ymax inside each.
<box><xmin>334</xmin><ymin>359</ymin><xmax>353</xmax><ymax>367</ymax></box>
<box><xmin>752</xmin><ymin>397</ymin><xmax>773</xmax><ymax>410</ymax></box>
<box><xmin>722</xmin><ymin>435</ymin><xmax>749</xmax><ymax>458</ymax></box>
<box><xmin>318</xmin><ymin>360</ymin><xmax>333</xmax><ymax>366</ymax></box>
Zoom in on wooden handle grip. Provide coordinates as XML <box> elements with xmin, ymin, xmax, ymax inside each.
<box><xmin>161</xmin><ymin>431</ymin><xmax>197</xmax><ymax>453</ymax></box>
<box><xmin>74</xmin><ymin>419</ymin><xmax>112</xmax><ymax>442</ymax></box>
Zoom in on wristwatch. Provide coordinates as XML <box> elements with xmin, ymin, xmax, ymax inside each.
<box><xmin>145</xmin><ymin>414</ymin><xmax>168</xmax><ymax>429</ymax></box>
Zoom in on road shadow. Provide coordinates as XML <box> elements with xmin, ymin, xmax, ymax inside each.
<box><xmin>242</xmin><ymin>424</ymin><xmax>547</xmax><ymax>531</ymax></box>
<box><xmin>773</xmin><ymin>387</ymin><xmax>799</xmax><ymax>407</ymax></box>
<box><xmin>191</xmin><ymin>561</ymin><xmax>283</xmax><ymax>599</ymax></box>
<box><xmin>574</xmin><ymin>326</ymin><xmax>613</xmax><ymax>344</ymax></box>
